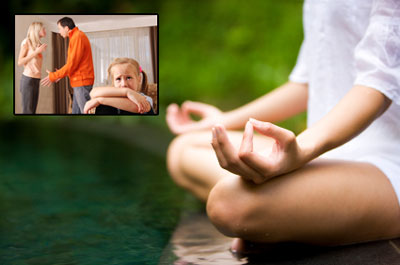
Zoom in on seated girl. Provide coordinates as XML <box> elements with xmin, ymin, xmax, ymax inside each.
<box><xmin>84</xmin><ymin>58</ymin><xmax>154</xmax><ymax>115</ymax></box>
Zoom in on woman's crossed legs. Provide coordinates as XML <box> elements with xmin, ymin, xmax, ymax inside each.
<box><xmin>167</xmin><ymin>130</ymin><xmax>400</xmax><ymax>247</ymax></box>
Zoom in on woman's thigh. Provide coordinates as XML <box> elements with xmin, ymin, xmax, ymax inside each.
<box><xmin>207</xmin><ymin>159</ymin><xmax>400</xmax><ymax>245</ymax></box>
<box><xmin>167</xmin><ymin>130</ymin><xmax>275</xmax><ymax>201</ymax></box>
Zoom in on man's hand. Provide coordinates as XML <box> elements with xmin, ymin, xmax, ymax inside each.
<box><xmin>40</xmin><ymin>70</ymin><xmax>61</xmax><ymax>87</ymax></box>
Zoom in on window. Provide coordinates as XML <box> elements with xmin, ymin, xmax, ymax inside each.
<box><xmin>86</xmin><ymin>27</ymin><xmax>154</xmax><ymax>87</ymax></box>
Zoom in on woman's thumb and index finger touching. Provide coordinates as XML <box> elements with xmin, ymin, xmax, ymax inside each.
<box><xmin>249</xmin><ymin>118</ymin><xmax>295</xmax><ymax>146</ymax></box>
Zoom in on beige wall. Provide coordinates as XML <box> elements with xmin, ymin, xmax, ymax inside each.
<box><xmin>15</xmin><ymin>15</ymin><xmax>54</xmax><ymax>114</ymax></box>
<box><xmin>37</xmin><ymin>15</ymin><xmax>157</xmax><ymax>32</ymax></box>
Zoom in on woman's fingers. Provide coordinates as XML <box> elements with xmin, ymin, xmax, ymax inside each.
<box><xmin>238</xmin><ymin>122</ymin><xmax>276</xmax><ymax>183</ymax></box>
<box><xmin>166</xmin><ymin>104</ymin><xmax>178</xmax><ymax>123</ymax></box>
<box><xmin>167</xmin><ymin>103</ymin><xmax>208</xmax><ymax>134</ymax></box>
<box><xmin>166</xmin><ymin>101</ymin><xmax>221</xmax><ymax>134</ymax></box>
<box><xmin>239</xmin><ymin>121</ymin><xmax>254</xmax><ymax>154</ymax></box>
<box><xmin>239</xmin><ymin>150</ymin><xmax>276</xmax><ymax>180</ymax></box>
<box><xmin>211</xmin><ymin>127</ymin><xmax>228</xmax><ymax>170</ymax></box>
<box><xmin>37</xmin><ymin>43</ymin><xmax>47</xmax><ymax>53</ymax></box>
<box><xmin>212</xmin><ymin>124</ymin><xmax>263</xmax><ymax>183</ymax></box>
<box><xmin>166</xmin><ymin>104</ymin><xmax>194</xmax><ymax>134</ymax></box>
<box><xmin>167</xmin><ymin>103</ymin><xmax>178</xmax><ymax>112</ymax></box>
<box><xmin>182</xmin><ymin>101</ymin><xmax>221</xmax><ymax>118</ymax></box>
<box><xmin>181</xmin><ymin>101</ymin><xmax>209</xmax><ymax>117</ymax></box>
<box><xmin>249</xmin><ymin>118</ymin><xmax>295</xmax><ymax>146</ymax></box>
<box><xmin>237</xmin><ymin>118</ymin><xmax>298</xmax><ymax>180</ymax></box>
<box><xmin>166</xmin><ymin>104</ymin><xmax>186</xmax><ymax>134</ymax></box>
<box><xmin>211</xmin><ymin>125</ymin><xmax>236</xmax><ymax>171</ymax></box>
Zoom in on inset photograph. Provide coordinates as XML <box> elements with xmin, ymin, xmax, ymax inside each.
<box><xmin>14</xmin><ymin>14</ymin><xmax>158</xmax><ymax>115</ymax></box>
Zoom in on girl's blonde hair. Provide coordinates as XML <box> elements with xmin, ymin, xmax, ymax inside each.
<box><xmin>107</xmin><ymin>58</ymin><xmax>149</xmax><ymax>94</ymax></box>
<box><xmin>26</xmin><ymin>22</ymin><xmax>44</xmax><ymax>51</ymax></box>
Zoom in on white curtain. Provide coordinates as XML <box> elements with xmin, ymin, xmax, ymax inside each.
<box><xmin>86</xmin><ymin>27</ymin><xmax>154</xmax><ymax>87</ymax></box>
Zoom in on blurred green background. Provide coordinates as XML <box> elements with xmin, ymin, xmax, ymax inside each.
<box><xmin>4</xmin><ymin>0</ymin><xmax>306</xmax><ymax>133</ymax></box>
<box><xmin>2</xmin><ymin>1</ymin><xmax>306</xmax><ymax>264</ymax></box>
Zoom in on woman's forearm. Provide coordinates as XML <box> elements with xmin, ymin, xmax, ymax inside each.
<box><xmin>18</xmin><ymin>49</ymin><xmax>38</xmax><ymax>66</ymax></box>
<box><xmin>222</xmin><ymin>81</ymin><xmax>308</xmax><ymax>130</ymax></box>
<box><xmin>297</xmin><ymin>85</ymin><xmax>391</xmax><ymax>162</ymax></box>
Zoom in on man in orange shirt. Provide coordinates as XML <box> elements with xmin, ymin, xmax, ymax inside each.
<box><xmin>41</xmin><ymin>17</ymin><xmax>94</xmax><ymax>114</ymax></box>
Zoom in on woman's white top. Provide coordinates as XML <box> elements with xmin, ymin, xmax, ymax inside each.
<box><xmin>289</xmin><ymin>0</ymin><xmax>400</xmax><ymax>204</ymax></box>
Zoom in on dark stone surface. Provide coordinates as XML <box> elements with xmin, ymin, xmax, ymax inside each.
<box><xmin>160</xmin><ymin>211</ymin><xmax>400</xmax><ymax>265</ymax></box>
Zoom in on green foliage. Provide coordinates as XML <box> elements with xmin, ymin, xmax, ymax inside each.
<box><xmin>0</xmin><ymin>59</ymin><xmax>13</xmax><ymax>119</ymax></box>
<box><xmin>159</xmin><ymin>0</ymin><xmax>306</xmax><ymax>133</ymax></box>
<box><xmin>159</xmin><ymin>0</ymin><xmax>304</xmax><ymax>105</ymax></box>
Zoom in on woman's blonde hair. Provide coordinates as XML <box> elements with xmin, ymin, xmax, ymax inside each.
<box><xmin>107</xmin><ymin>57</ymin><xmax>149</xmax><ymax>94</ymax></box>
<box><xmin>26</xmin><ymin>22</ymin><xmax>44</xmax><ymax>51</ymax></box>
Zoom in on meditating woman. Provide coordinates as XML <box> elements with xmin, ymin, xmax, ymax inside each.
<box><xmin>166</xmin><ymin>0</ymin><xmax>400</xmax><ymax>253</ymax></box>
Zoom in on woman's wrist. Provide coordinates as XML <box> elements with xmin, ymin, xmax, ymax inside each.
<box><xmin>218</xmin><ymin>112</ymin><xmax>229</xmax><ymax>128</ymax></box>
<box><xmin>221</xmin><ymin>111</ymin><xmax>243</xmax><ymax>130</ymax></box>
<box><xmin>296</xmin><ymin>130</ymin><xmax>322</xmax><ymax>164</ymax></box>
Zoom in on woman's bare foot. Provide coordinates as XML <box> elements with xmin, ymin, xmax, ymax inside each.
<box><xmin>230</xmin><ymin>238</ymin><xmax>326</xmax><ymax>258</ymax></box>
<box><xmin>230</xmin><ymin>238</ymin><xmax>245</xmax><ymax>254</ymax></box>
<box><xmin>230</xmin><ymin>238</ymin><xmax>262</xmax><ymax>255</ymax></box>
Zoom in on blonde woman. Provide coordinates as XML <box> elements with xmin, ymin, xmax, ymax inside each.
<box><xmin>84</xmin><ymin>58</ymin><xmax>154</xmax><ymax>115</ymax></box>
<box><xmin>17</xmin><ymin>22</ymin><xmax>47</xmax><ymax>114</ymax></box>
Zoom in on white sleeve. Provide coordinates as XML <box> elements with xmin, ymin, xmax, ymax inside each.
<box><xmin>289</xmin><ymin>40</ymin><xmax>308</xmax><ymax>84</ymax></box>
<box><xmin>354</xmin><ymin>0</ymin><xmax>400</xmax><ymax>105</ymax></box>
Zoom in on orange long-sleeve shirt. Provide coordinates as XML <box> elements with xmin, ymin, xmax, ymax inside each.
<box><xmin>49</xmin><ymin>27</ymin><xmax>94</xmax><ymax>87</ymax></box>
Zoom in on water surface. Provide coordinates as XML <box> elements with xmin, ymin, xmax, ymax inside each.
<box><xmin>0</xmin><ymin>120</ymin><xmax>184</xmax><ymax>265</ymax></box>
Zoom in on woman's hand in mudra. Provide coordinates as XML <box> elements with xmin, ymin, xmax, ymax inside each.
<box><xmin>211</xmin><ymin>119</ymin><xmax>305</xmax><ymax>184</ymax></box>
<box><xmin>166</xmin><ymin>101</ymin><xmax>223</xmax><ymax>135</ymax></box>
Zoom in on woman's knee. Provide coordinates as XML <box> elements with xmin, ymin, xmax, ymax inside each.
<box><xmin>206</xmin><ymin>176</ymin><xmax>272</xmax><ymax>239</ymax></box>
<box><xmin>167</xmin><ymin>134</ymin><xmax>189</xmax><ymax>187</ymax></box>
<box><xmin>167</xmin><ymin>133</ymin><xmax>206</xmax><ymax>186</ymax></box>
<box><xmin>207</xmin><ymin>176</ymin><xmax>240</xmax><ymax>237</ymax></box>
